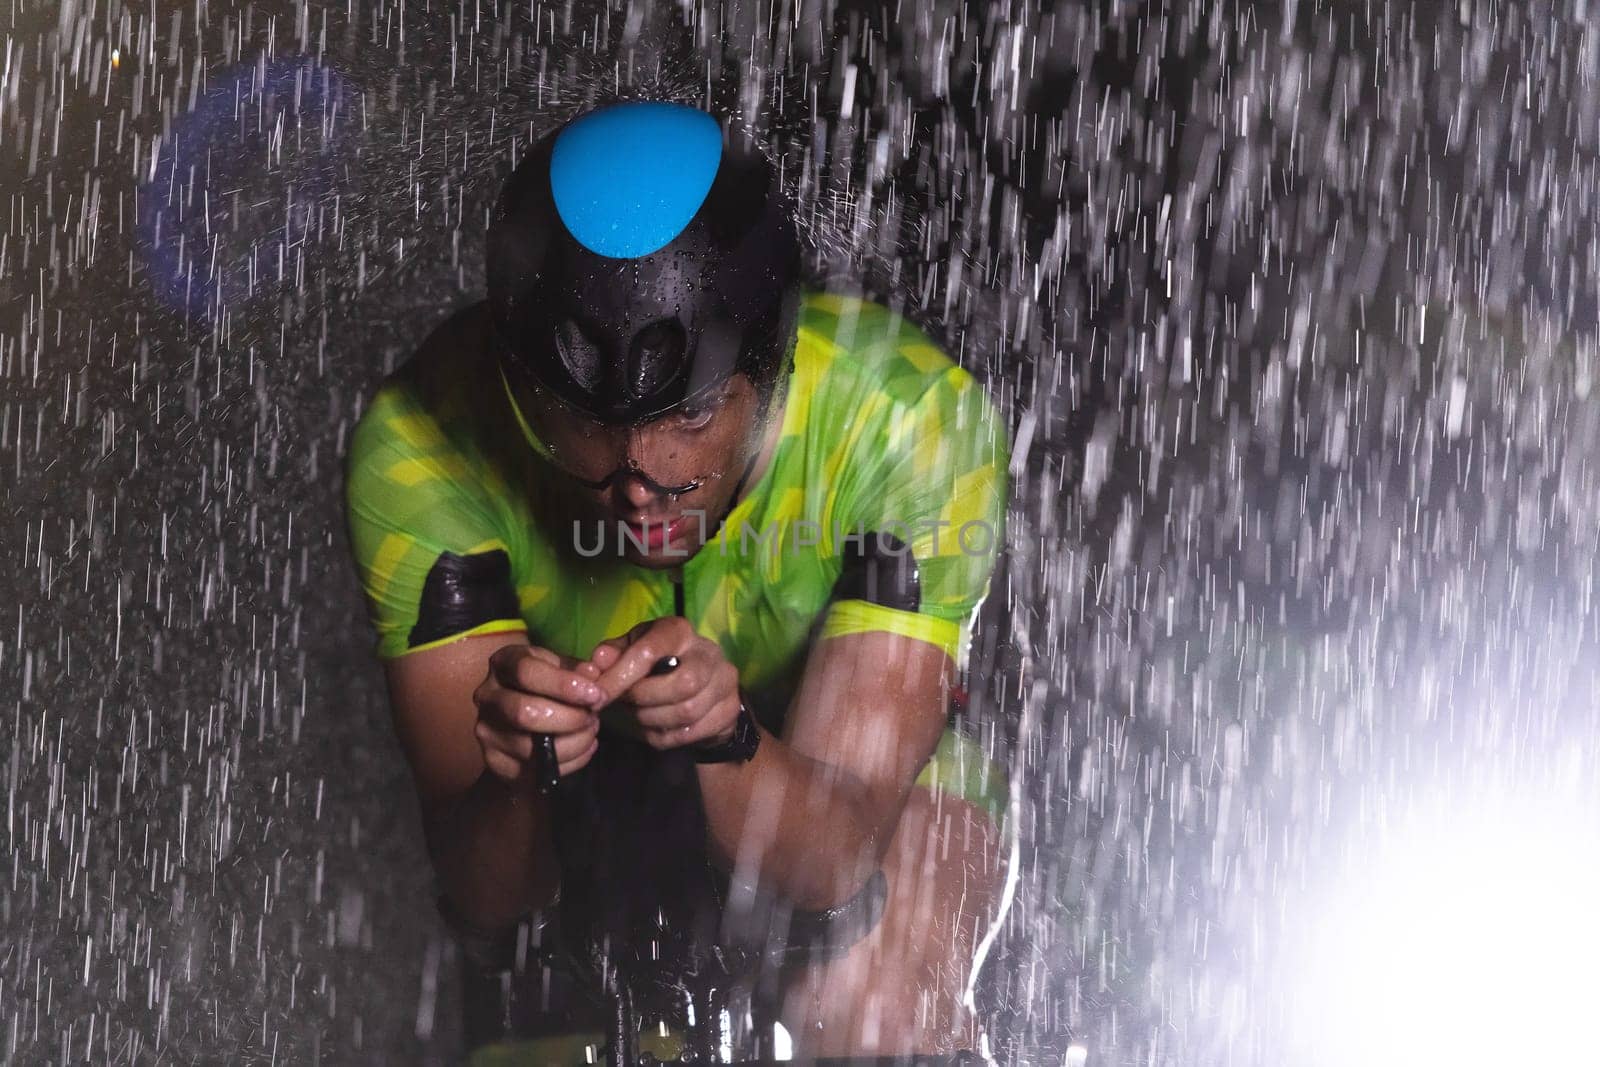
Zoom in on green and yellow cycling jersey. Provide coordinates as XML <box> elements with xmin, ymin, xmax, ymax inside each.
<box><xmin>342</xmin><ymin>288</ymin><xmax>1010</xmax><ymax>819</ymax></box>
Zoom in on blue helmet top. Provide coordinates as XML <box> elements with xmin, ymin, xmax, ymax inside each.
<box><xmin>548</xmin><ymin>101</ymin><xmax>724</xmax><ymax>258</ymax></box>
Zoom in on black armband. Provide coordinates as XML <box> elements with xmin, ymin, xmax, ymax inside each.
<box><xmin>831</xmin><ymin>531</ymin><xmax>921</xmax><ymax>612</ymax></box>
<box><xmin>718</xmin><ymin>868</ymin><xmax>889</xmax><ymax>964</ymax></box>
<box><xmin>785</xmin><ymin>869</ymin><xmax>889</xmax><ymax>959</ymax></box>
<box><xmin>408</xmin><ymin>548</ymin><xmax>522</xmax><ymax>649</ymax></box>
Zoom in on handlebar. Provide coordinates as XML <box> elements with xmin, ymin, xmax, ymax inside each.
<box><xmin>535</xmin><ymin>654</ymin><xmax>681</xmax><ymax>793</ymax></box>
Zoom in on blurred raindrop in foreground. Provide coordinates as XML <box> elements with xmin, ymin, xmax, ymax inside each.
<box><xmin>138</xmin><ymin>55</ymin><xmax>355</xmax><ymax>324</ymax></box>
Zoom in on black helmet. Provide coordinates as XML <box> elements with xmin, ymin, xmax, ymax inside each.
<box><xmin>486</xmin><ymin>100</ymin><xmax>803</xmax><ymax>426</ymax></box>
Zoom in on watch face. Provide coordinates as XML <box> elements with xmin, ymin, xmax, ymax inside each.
<box><xmin>696</xmin><ymin>702</ymin><xmax>759</xmax><ymax>763</ymax></box>
<box><xmin>733</xmin><ymin>704</ymin><xmax>759</xmax><ymax>759</ymax></box>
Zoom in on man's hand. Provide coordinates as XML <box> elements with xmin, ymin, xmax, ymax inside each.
<box><xmin>589</xmin><ymin>617</ymin><xmax>742</xmax><ymax>751</ymax></box>
<box><xmin>473</xmin><ymin>644</ymin><xmax>605</xmax><ymax>782</ymax></box>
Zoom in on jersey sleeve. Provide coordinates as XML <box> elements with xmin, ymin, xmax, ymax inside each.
<box><xmin>824</xmin><ymin>351</ymin><xmax>1009</xmax><ymax>666</ymax></box>
<box><xmin>342</xmin><ymin>389</ymin><xmax>529</xmax><ymax>660</ymax></box>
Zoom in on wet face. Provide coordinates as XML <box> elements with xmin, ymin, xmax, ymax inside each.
<box><xmin>521</xmin><ymin>374</ymin><xmax>772</xmax><ymax>568</ymax></box>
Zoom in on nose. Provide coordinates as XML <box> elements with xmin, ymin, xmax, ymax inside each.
<box><xmin>618</xmin><ymin>469</ymin><xmax>662</xmax><ymax>510</ymax></box>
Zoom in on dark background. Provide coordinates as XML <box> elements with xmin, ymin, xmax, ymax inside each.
<box><xmin>4</xmin><ymin>0</ymin><xmax>1599</xmax><ymax>1063</ymax></box>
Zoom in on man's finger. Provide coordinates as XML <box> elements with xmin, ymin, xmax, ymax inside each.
<box><xmin>501</xmin><ymin>730</ymin><xmax>537</xmax><ymax>761</ymax></box>
<box><xmin>486</xmin><ymin>694</ymin><xmax>595</xmax><ymax>736</ymax></box>
<box><xmin>482</xmin><ymin>720</ymin><xmax>586</xmax><ymax>765</ymax></box>
<box><xmin>551</xmin><ymin>721</ymin><xmax>598</xmax><ymax>764</ymax></box>
<box><xmin>558</xmin><ymin>734</ymin><xmax>600</xmax><ymax>777</ymax></box>
<box><xmin>482</xmin><ymin>747</ymin><xmax>523</xmax><ymax>782</ymax></box>
<box><xmin>523</xmin><ymin>646</ymin><xmax>562</xmax><ymax>667</ymax></box>
<box><xmin>633</xmin><ymin>696</ymin><xmax>707</xmax><ymax>732</ymax></box>
<box><xmin>495</xmin><ymin>652</ymin><xmax>604</xmax><ymax>705</ymax></box>
<box><xmin>586</xmin><ymin>639</ymin><xmax>626</xmax><ymax>673</ymax></box>
<box><xmin>513</xmin><ymin>697</ymin><xmax>595</xmax><ymax>736</ymax></box>
<box><xmin>534</xmin><ymin>721</ymin><xmax>603</xmax><ymax>788</ymax></box>
<box><xmin>639</xmin><ymin>712</ymin><xmax>725</xmax><ymax>751</ymax></box>
<box><xmin>622</xmin><ymin>663</ymin><xmax>703</xmax><ymax>708</ymax></box>
<box><xmin>670</xmin><ymin>699</ymin><xmax>743</xmax><ymax>749</ymax></box>
<box><xmin>592</xmin><ymin>627</ymin><xmax>691</xmax><ymax>704</ymax></box>
<box><xmin>487</xmin><ymin>644</ymin><xmax>558</xmax><ymax>670</ymax></box>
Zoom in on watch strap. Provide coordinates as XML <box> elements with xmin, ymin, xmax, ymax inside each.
<box><xmin>692</xmin><ymin>699</ymin><xmax>759</xmax><ymax>763</ymax></box>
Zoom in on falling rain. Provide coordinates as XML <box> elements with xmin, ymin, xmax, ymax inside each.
<box><xmin>4</xmin><ymin>1</ymin><xmax>1599</xmax><ymax>1064</ymax></box>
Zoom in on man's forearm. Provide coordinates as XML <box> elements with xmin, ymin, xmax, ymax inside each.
<box><xmin>697</xmin><ymin>728</ymin><xmax>887</xmax><ymax>912</ymax></box>
<box><xmin>425</xmin><ymin>771</ymin><xmax>561</xmax><ymax>932</ymax></box>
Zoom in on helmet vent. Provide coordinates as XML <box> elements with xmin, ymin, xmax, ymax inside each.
<box><xmin>627</xmin><ymin>319</ymin><xmax>686</xmax><ymax>402</ymax></box>
<box><xmin>554</xmin><ymin>318</ymin><xmax>604</xmax><ymax>393</ymax></box>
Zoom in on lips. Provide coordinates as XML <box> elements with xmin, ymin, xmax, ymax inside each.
<box><xmin>623</xmin><ymin>515</ymin><xmax>687</xmax><ymax>549</ymax></box>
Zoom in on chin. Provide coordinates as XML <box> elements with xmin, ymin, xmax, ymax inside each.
<box><xmin>623</xmin><ymin>551</ymin><xmax>678</xmax><ymax>570</ymax></box>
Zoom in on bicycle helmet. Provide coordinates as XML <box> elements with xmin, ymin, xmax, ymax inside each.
<box><xmin>486</xmin><ymin>100</ymin><xmax>802</xmax><ymax>427</ymax></box>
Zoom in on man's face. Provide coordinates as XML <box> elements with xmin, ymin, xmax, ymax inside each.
<box><xmin>522</xmin><ymin>374</ymin><xmax>769</xmax><ymax>568</ymax></box>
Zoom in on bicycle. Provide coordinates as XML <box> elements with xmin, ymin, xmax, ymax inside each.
<box><xmin>459</xmin><ymin>879</ymin><xmax>987</xmax><ymax>1067</ymax></box>
<box><xmin>459</xmin><ymin>743</ymin><xmax>990</xmax><ymax>1065</ymax></box>
<box><xmin>460</xmin><ymin>657</ymin><xmax>1000</xmax><ymax>1067</ymax></box>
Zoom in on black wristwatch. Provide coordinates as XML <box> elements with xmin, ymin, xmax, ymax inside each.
<box><xmin>693</xmin><ymin>698</ymin><xmax>761</xmax><ymax>764</ymax></box>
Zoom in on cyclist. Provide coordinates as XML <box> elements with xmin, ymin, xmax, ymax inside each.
<box><xmin>343</xmin><ymin>98</ymin><xmax>1011</xmax><ymax>1062</ymax></box>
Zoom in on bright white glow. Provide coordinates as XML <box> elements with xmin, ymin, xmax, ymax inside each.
<box><xmin>772</xmin><ymin>1021</ymin><xmax>793</xmax><ymax>1061</ymax></box>
<box><xmin>1286</xmin><ymin>788</ymin><xmax>1600</xmax><ymax>1067</ymax></box>
<box><xmin>1064</xmin><ymin>1043</ymin><xmax>1089</xmax><ymax>1067</ymax></box>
